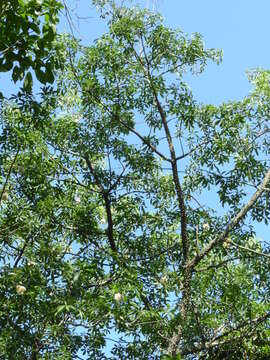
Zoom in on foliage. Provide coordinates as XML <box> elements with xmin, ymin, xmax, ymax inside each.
<box><xmin>0</xmin><ymin>3</ymin><xmax>270</xmax><ymax>359</ymax></box>
<box><xmin>0</xmin><ymin>0</ymin><xmax>63</xmax><ymax>93</ymax></box>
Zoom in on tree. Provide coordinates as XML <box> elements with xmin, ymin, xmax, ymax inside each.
<box><xmin>0</xmin><ymin>0</ymin><xmax>63</xmax><ymax>93</ymax></box>
<box><xmin>0</xmin><ymin>3</ymin><xmax>270</xmax><ymax>359</ymax></box>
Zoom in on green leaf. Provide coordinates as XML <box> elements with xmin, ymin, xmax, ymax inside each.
<box><xmin>23</xmin><ymin>71</ymin><xmax>33</xmax><ymax>91</ymax></box>
<box><xmin>12</xmin><ymin>65</ymin><xmax>24</xmax><ymax>82</ymax></box>
<box><xmin>35</xmin><ymin>67</ymin><xmax>47</xmax><ymax>84</ymax></box>
<box><xmin>0</xmin><ymin>59</ymin><xmax>13</xmax><ymax>72</ymax></box>
<box><xmin>28</xmin><ymin>22</ymin><xmax>41</xmax><ymax>34</ymax></box>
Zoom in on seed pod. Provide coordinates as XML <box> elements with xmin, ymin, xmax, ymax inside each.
<box><xmin>16</xmin><ymin>285</ymin><xmax>26</xmax><ymax>295</ymax></box>
<box><xmin>202</xmin><ymin>223</ymin><xmax>210</xmax><ymax>231</ymax></box>
<box><xmin>114</xmin><ymin>292</ymin><xmax>123</xmax><ymax>303</ymax></box>
<box><xmin>27</xmin><ymin>261</ymin><xmax>37</xmax><ymax>266</ymax></box>
<box><xmin>160</xmin><ymin>275</ymin><xmax>168</xmax><ymax>286</ymax></box>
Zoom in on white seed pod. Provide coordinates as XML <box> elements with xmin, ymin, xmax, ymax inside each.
<box><xmin>114</xmin><ymin>292</ymin><xmax>123</xmax><ymax>303</ymax></box>
<box><xmin>16</xmin><ymin>285</ymin><xmax>26</xmax><ymax>295</ymax></box>
<box><xmin>202</xmin><ymin>223</ymin><xmax>210</xmax><ymax>231</ymax></box>
<box><xmin>27</xmin><ymin>261</ymin><xmax>37</xmax><ymax>266</ymax></box>
<box><xmin>160</xmin><ymin>275</ymin><xmax>168</xmax><ymax>286</ymax></box>
<box><xmin>223</xmin><ymin>239</ymin><xmax>231</xmax><ymax>249</ymax></box>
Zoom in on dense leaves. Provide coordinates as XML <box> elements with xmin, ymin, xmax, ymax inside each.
<box><xmin>0</xmin><ymin>2</ymin><xmax>270</xmax><ymax>359</ymax></box>
<box><xmin>0</xmin><ymin>0</ymin><xmax>63</xmax><ymax>93</ymax></box>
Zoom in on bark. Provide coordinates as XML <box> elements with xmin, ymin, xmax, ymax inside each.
<box><xmin>84</xmin><ymin>154</ymin><xmax>117</xmax><ymax>252</ymax></box>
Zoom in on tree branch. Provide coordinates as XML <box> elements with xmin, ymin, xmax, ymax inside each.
<box><xmin>84</xmin><ymin>154</ymin><xmax>117</xmax><ymax>252</ymax></box>
<box><xmin>181</xmin><ymin>311</ymin><xmax>270</xmax><ymax>356</ymax></box>
<box><xmin>137</xmin><ymin>36</ymin><xmax>189</xmax><ymax>265</ymax></box>
<box><xmin>175</xmin><ymin>139</ymin><xmax>210</xmax><ymax>161</ymax></box>
<box><xmin>116</xmin><ymin>118</ymin><xmax>171</xmax><ymax>162</ymax></box>
<box><xmin>132</xmin><ymin>36</ymin><xmax>193</xmax><ymax>357</ymax></box>
<box><xmin>189</xmin><ymin>168</ymin><xmax>270</xmax><ymax>269</ymax></box>
<box><xmin>229</xmin><ymin>240</ymin><xmax>270</xmax><ymax>259</ymax></box>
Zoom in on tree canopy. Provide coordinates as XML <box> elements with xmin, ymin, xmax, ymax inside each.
<box><xmin>0</xmin><ymin>2</ymin><xmax>270</xmax><ymax>359</ymax></box>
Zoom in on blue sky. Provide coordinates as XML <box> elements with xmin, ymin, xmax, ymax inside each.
<box><xmin>61</xmin><ymin>0</ymin><xmax>270</xmax><ymax>105</ymax></box>
<box><xmin>156</xmin><ymin>0</ymin><xmax>270</xmax><ymax>103</ymax></box>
